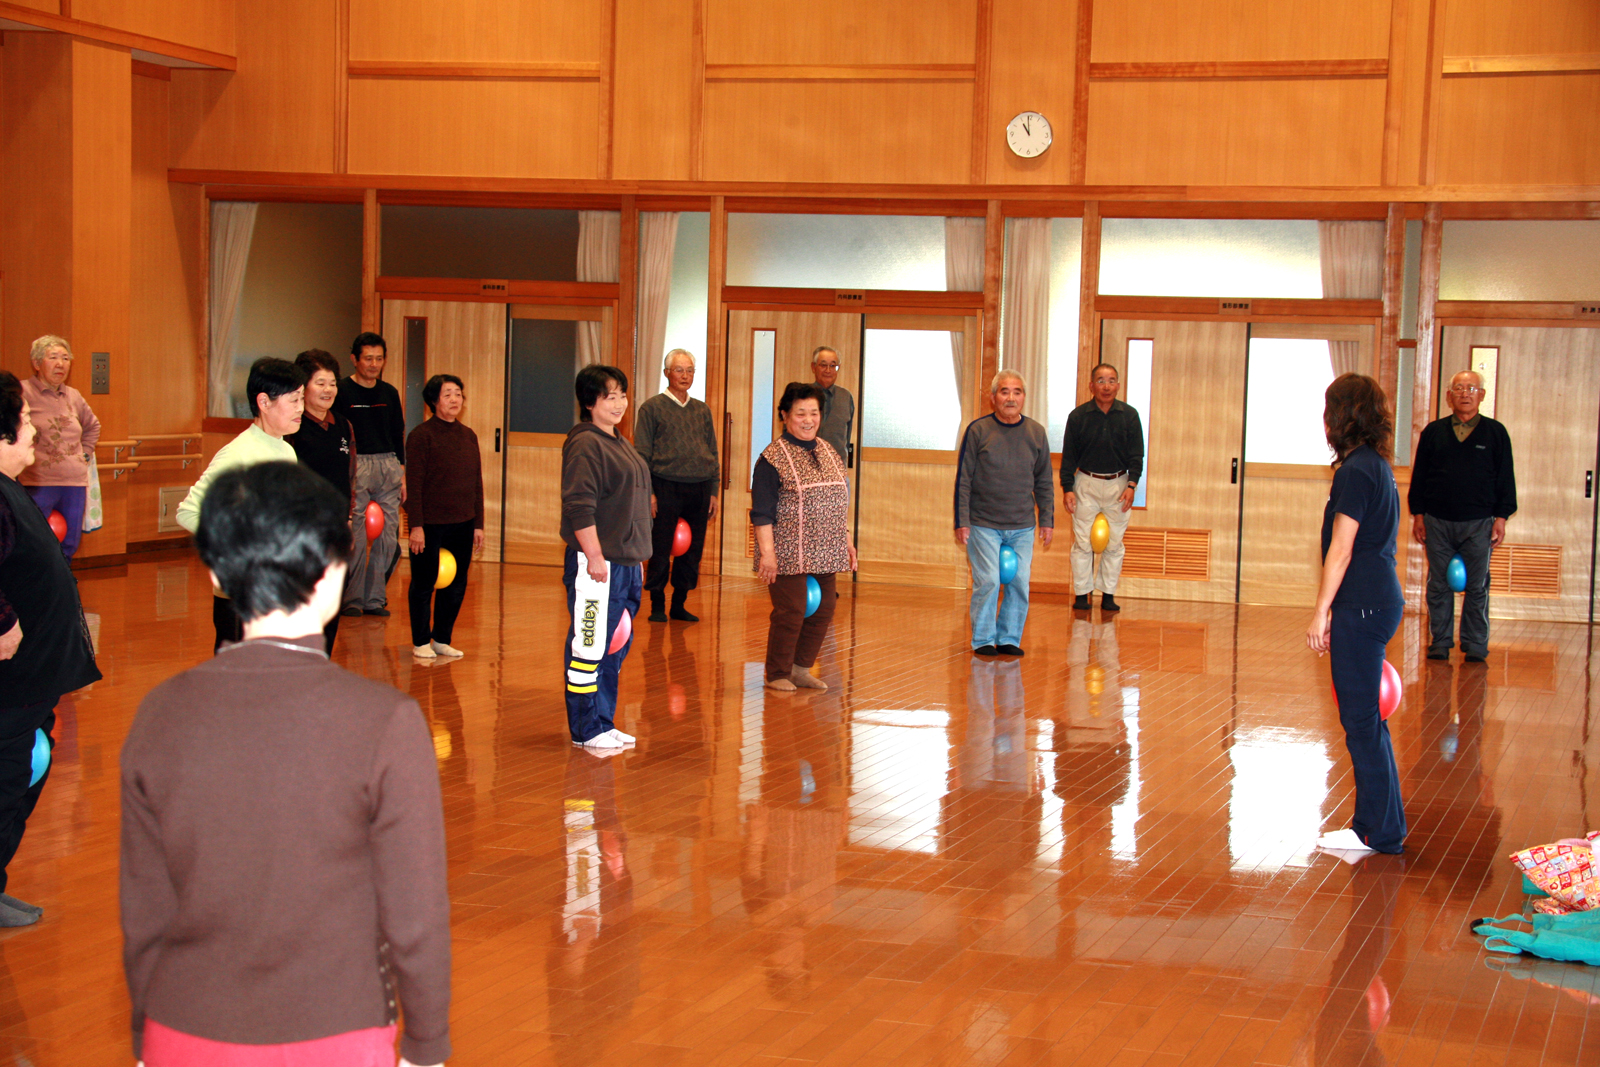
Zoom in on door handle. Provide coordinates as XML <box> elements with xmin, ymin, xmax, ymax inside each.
<box><xmin>722</xmin><ymin>412</ymin><xmax>734</xmax><ymax>490</ymax></box>
<box><xmin>1587</xmin><ymin>470</ymin><xmax>1593</xmax><ymax>499</ymax></box>
<box><xmin>494</xmin><ymin>428</ymin><xmax>501</xmax><ymax>453</ymax></box>
<box><xmin>1231</xmin><ymin>457</ymin><xmax>1239</xmax><ymax>485</ymax></box>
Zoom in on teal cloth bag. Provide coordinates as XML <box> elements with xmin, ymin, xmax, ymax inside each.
<box><xmin>1474</xmin><ymin>912</ymin><xmax>1600</xmax><ymax>965</ymax></box>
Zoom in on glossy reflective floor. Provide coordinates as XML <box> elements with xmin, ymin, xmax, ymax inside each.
<box><xmin>6</xmin><ymin>555</ymin><xmax>1598</xmax><ymax>1065</ymax></box>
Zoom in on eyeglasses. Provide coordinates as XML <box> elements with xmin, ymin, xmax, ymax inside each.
<box><xmin>1093</xmin><ymin>377</ymin><xmax>1118</xmax><ymax>386</ymax></box>
<box><xmin>815</xmin><ymin>362</ymin><xmax>840</xmax><ymax>371</ymax></box>
<box><xmin>1448</xmin><ymin>385</ymin><xmax>1483</xmax><ymax>395</ymax></box>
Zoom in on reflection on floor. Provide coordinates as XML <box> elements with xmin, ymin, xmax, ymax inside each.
<box><xmin>5</xmin><ymin>556</ymin><xmax>1597</xmax><ymax>1065</ymax></box>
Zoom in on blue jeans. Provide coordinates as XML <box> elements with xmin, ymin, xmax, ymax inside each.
<box><xmin>1330</xmin><ymin>604</ymin><xmax>1406</xmax><ymax>853</ymax></box>
<box><xmin>562</xmin><ymin>550</ymin><xmax>643</xmax><ymax>743</ymax></box>
<box><xmin>966</xmin><ymin>526</ymin><xmax>1034</xmax><ymax>648</ymax></box>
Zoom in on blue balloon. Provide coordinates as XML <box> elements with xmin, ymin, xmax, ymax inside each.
<box><xmin>998</xmin><ymin>545</ymin><xmax>1018</xmax><ymax>585</ymax></box>
<box><xmin>29</xmin><ymin>728</ymin><xmax>49</xmax><ymax>788</ymax></box>
<box><xmin>804</xmin><ymin>575</ymin><xmax>821</xmax><ymax>618</ymax></box>
<box><xmin>1447</xmin><ymin>555</ymin><xmax>1467</xmax><ymax>593</ymax></box>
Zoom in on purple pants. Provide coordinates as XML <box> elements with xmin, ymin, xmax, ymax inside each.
<box><xmin>25</xmin><ymin>485</ymin><xmax>86</xmax><ymax>558</ymax></box>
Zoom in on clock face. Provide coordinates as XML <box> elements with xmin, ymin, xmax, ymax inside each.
<box><xmin>1006</xmin><ymin>111</ymin><xmax>1052</xmax><ymax>158</ymax></box>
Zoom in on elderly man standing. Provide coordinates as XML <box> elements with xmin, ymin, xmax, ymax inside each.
<box><xmin>1409</xmin><ymin>370</ymin><xmax>1516</xmax><ymax>663</ymax></box>
<box><xmin>810</xmin><ymin>346</ymin><xmax>855</xmax><ymax>469</ymax></box>
<box><xmin>634</xmin><ymin>349</ymin><xmax>719</xmax><ymax>623</ymax></box>
<box><xmin>1061</xmin><ymin>363</ymin><xmax>1144</xmax><ymax>614</ymax></box>
<box><xmin>20</xmin><ymin>336</ymin><xmax>101</xmax><ymax>559</ymax></box>
<box><xmin>955</xmin><ymin>371</ymin><xmax>1054</xmax><ymax>657</ymax></box>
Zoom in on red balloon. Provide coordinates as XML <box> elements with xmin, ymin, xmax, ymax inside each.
<box><xmin>1329</xmin><ymin>659</ymin><xmax>1403</xmax><ymax>720</ymax></box>
<box><xmin>607</xmin><ymin>608</ymin><xmax>632</xmax><ymax>655</ymax></box>
<box><xmin>47</xmin><ymin>510</ymin><xmax>67</xmax><ymax>542</ymax></box>
<box><xmin>1379</xmin><ymin>660</ymin><xmax>1402</xmax><ymax>721</ymax></box>
<box><xmin>670</xmin><ymin>518</ymin><xmax>692</xmax><ymax>558</ymax></box>
<box><xmin>364</xmin><ymin>501</ymin><xmax>384</xmax><ymax>542</ymax></box>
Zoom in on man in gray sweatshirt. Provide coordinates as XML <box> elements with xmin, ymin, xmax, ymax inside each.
<box><xmin>954</xmin><ymin>370</ymin><xmax>1055</xmax><ymax>657</ymax></box>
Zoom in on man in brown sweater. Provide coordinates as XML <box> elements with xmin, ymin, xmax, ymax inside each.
<box><xmin>121</xmin><ymin>462</ymin><xmax>451</xmax><ymax>1066</ymax></box>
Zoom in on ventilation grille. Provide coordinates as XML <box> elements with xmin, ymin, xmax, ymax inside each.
<box><xmin>1489</xmin><ymin>543</ymin><xmax>1561</xmax><ymax>598</ymax></box>
<box><xmin>1121</xmin><ymin>528</ymin><xmax>1210</xmax><ymax>581</ymax></box>
<box><xmin>746</xmin><ymin>521</ymin><xmax>756</xmax><ymax>558</ymax></box>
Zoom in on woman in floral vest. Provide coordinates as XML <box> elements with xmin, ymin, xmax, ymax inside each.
<box><xmin>751</xmin><ymin>382</ymin><xmax>857</xmax><ymax>691</ymax></box>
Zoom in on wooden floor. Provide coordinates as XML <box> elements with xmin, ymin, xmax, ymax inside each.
<box><xmin>5</xmin><ymin>555</ymin><xmax>1597</xmax><ymax>1066</ymax></box>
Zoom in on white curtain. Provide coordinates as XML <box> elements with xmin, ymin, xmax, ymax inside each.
<box><xmin>1001</xmin><ymin>217</ymin><xmax>1052</xmax><ymax>429</ymax></box>
<box><xmin>576</xmin><ymin>210</ymin><xmax>621</xmax><ymax>370</ymax></box>
<box><xmin>944</xmin><ymin>217</ymin><xmax>985</xmax><ymax>440</ymax></box>
<box><xmin>635</xmin><ymin>212</ymin><xmax>681</xmax><ymax>401</ymax></box>
<box><xmin>1319</xmin><ymin>220</ymin><xmax>1385</xmax><ymax>378</ymax></box>
<box><xmin>208</xmin><ymin>201</ymin><xmax>258</xmax><ymax>417</ymax></box>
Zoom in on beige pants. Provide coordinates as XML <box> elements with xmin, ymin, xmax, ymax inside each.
<box><xmin>1070</xmin><ymin>472</ymin><xmax>1131</xmax><ymax>595</ymax></box>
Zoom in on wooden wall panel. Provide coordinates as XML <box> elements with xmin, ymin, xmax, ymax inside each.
<box><xmin>985</xmin><ymin>0</ymin><xmax>1079</xmax><ymax>186</ymax></box>
<box><xmin>855</xmin><ymin>458</ymin><xmax>968</xmax><ymax>589</ymax></box>
<box><xmin>73</xmin><ymin>0</ymin><xmax>236</xmax><ymax>56</ymax></box>
<box><xmin>168</xmin><ymin>0</ymin><xmax>337</xmax><ymax>172</ymax></box>
<box><xmin>1085</xmin><ymin>78</ymin><xmax>1385</xmax><ymax>186</ymax></box>
<box><xmin>1443</xmin><ymin>0</ymin><xmax>1600</xmax><ymax>55</ymax></box>
<box><xmin>3</xmin><ymin>0</ymin><xmax>58</xmax><ymax>13</ymax></box>
<box><xmin>347</xmin><ymin>79</ymin><xmax>600</xmax><ymax>178</ymax></box>
<box><xmin>1092</xmin><ymin>0</ymin><xmax>1389</xmax><ymax>62</ymax></box>
<box><xmin>503</xmin><ymin>443</ymin><xmax>565</xmax><ymax>563</ymax></box>
<box><xmin>612</xmin><ymin>0</ymin><xmax>695</xmax><ymax>180</ymax></box>
<box><xmin>703</xmin><ymin>82</ymin><xmax>972</xmax><ymax>184</ymax></box>
<box><xmin>1434</xmin><ymin>74</ymin><xmax>1600</xmax><ymax>186</ymax></box>
<box><xmin>705</xmin><ymin>0</ymin><xmax>976</xmax><ymax>65</ymax></box>
<box><xmin>128</xmin><ymin>71</ymin><xmax>205</xmax><ymax>545</ymax></box>
<box><xmin>349</xmin><ymin>0</ymin><xmax>600</xmax><ymax>63</ymax></box>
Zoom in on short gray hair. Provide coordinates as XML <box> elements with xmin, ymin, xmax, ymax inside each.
<box><xmin>663</xmin><ymin>348</ymin><xmax>696</xmax><ymax>374</ymax></box>
<box><xmin>30</xmin><ymin>335</ymin><xmax>71</xmax><ymax>366</ymax></box>
<box><xmin>811</xmin><ymin>346</ymin><xmax>838</xmax><ymax>365</ymax></box>
<box><xmin>990</xmin><ymin>369</ymin><xmax>1026</xmax><ymax>394</ymax></box>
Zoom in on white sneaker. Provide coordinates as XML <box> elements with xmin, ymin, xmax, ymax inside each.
<box><xmin>1317</xmin><ymin>828</ymin><xmax>1374</xmax><ymax>853</ymax></box>
<box><xmin>577</xmin><ymin>730</ymin><xmax>627</xmax><ymax>749</ymax></box>
<box><xmin>412</xmin><ymin>644</ymin><xmax>436</xmax><ymax>659</ymax></box>
<box><xmin>431</xmin><ymin>641</ymin><xmax>464</xmax><ymax>658</ymax></box>
<box><xmin>611</xmin><ymin>728</ymin><xmax>636</xmax><ymax>743</ymax></box>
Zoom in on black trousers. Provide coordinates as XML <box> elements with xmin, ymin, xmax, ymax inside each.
<box><xmin>646</xmin><ymin>477</ymin><xmax>714</xmax><ymax>601</ymax></box>
<box><xmin>408</xmin><ymin>519</ymin><xmax>476</xmax><ymax>647</ymax></box>
<box><xmin>0</xmin><ymin>701</ymin><xmax>55</xmax><ymax>894</ymax></box>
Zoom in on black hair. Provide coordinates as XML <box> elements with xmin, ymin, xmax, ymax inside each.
<box><xmin>193</xmin><ymin>462</ymin><xmax>354</xmax><ymax>623</ymax></box>
<box><xmin>0</xmin><ymin>372</ymin><xmax>22</xmax><ymax>445</ymax></box>
<box><xmin>575</xmin><ymin>364</ymin><xmax>628</xmax><ymax>421</ymax></box>
<box><xmin>351</xmin><ymin>332</ymin><xmax>387</xmax><ymax>359</ymax></box>
<box><xmin>245</xmin><ymin>358</ymin><xmax>307</xmax><ymax>417</ymax></box>
<box><xmin>423</xmin><ymin>374</ymin><xmax>464</xmax><ymax>414</ymax></box>
<box><xmin>295</xmin><ymin>349</ymin><xmax>341</xmax><ymax>381</ymax></box>
<box><xmin>777</xmin><ymin>381</ymin><xmax>826</xmax><ymax>417</ymax></box>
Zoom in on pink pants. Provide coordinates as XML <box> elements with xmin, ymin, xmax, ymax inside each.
<box><xmin>144</xmin><ymin>1020</ymin><xmax>398</xmax><ymax>1067</ymax></box>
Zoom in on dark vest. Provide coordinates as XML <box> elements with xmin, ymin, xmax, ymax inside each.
<box><xmin>288</xmin><ymin>413</ymin><xmax>355</xmax><ymax>505</ymax></box>
<box><xmin>0</xmin><ymin>474</ymin><xmax>100</xmax><ymax>711</ymax></box>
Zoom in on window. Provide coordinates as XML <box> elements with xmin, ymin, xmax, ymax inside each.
<box><xmin>660</xmin><ymin>213</ymin><xmax>711</xmax><ymax>401</ymax></box>
<box><xmin>1100</xmin><ymin>218</ymin><xmax>1323</xmax><ymax>298</ymax></box>
<box><xmin>1244</xmin><ymin>337</ymin><xmax>1336</xmax><ymax>466</ymax></box>
<box><xmin>860</xmin><ymin>328</ymin><xmax>963</xmax><ymax>450</ymax></box>
<box><xmin>381</xmin><ymin>206</ymin><xmax>579</xmax><ymax>280</ymax></box>
<box><xmin>1123</xmin><ymin>340</ymin><xmax>1152</xmax><ymax>507</ymax></box>
<box><xmin>748</xmin><ymin>330</ymin><xmax>776</xmax><ymax>487</ymax></box>
<box><xmin>726</xmin><ymin>214</ymin><xmax>948</xmax><ymax>290</ymax></box>
<box><xmin>1440</xmin><ymin>220</ymin><xmax>1600</xmax><ymax>301</ymax></box>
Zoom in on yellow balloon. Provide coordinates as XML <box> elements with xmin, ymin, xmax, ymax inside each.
<box><xmin>1090</xmin><ymin>513</ymin><xmax>1111</xmax><ymax>553</ymax></box>
<box><xmin>434</xmin><ymin>548</ymin><xmax>457</xmax><ymax>589</ymax></box>
<box><xmin>1086</xmin><ymin>664</ymin><xmax>1104</xmax><ymax>696</ymax></box>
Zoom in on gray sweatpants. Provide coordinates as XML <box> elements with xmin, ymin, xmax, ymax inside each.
<box><xmin>1423</xmin><ymin>514</ymin><xmax>1494</xmax><ymax>658</ymax></box>
<box><xmin>346</xmin><ymin>452</ymin><xmax>404</xmax><ymax>611</ymax></box>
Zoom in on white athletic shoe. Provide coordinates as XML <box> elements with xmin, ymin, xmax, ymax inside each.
<box><xmin>431</xmin><ymin>641</ymin><xmax>464</xmax><ymax>658</ymax></box>
<box><xmin>577</xmin><ymin>730</ymin><xmax>628</xmax><ymax>749</ymax></box>
<box><xmin>412</xmin><ymin>644</ymin><xmax>437</xmax><ymax>659</ymax></box>
<box><xmin>610</xmin><ymin>728</ymin><xmax>636</xmax><ymax>743</ymax></box>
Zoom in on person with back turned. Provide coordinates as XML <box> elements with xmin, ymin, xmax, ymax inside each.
<box><xmin>1408</xmin><ymin>370</ymin><xmax>1517</xmax><ymax>663</ymax></box>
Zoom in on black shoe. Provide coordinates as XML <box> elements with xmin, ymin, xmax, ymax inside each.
<box><xmin>1464</xmin><ymin>653</ymin><xmax>1487</xmax><ymax>663</ymax></box>
<box><xmin>649</xmin><ymin>607</ymin><xmax>669</xmax><ymax>622</ymax></box>
<box><xmin>669</xmin><ymin>607</ymin><xmax>700</xmax><ymax>623</ymax></box>
<box><xmin>996</xmin><ymin>644</ymin><xmax>1025</xmax><ymax>657</ymax></box>
<box><xmin>364</xmin><ymin>606</ymin><xmax>390</xmax><ymax>617</ymax></box>
<box><xmin>340</xmin><ymin>606</ymin><xmax>363</xmax><ymax>617</ymax></box>
<box><xmin>972</xmin><ymin>645</ymin><xmax>999</xmax><ymax>656</ymax></box>
<box><xmin>1073</xmin><ymin>595</ymin><xmax>1091</xmax><ymax>611</ymax></box>
<box><xmin>1426</xmin><ymin>650</ymin><xmax>1449</xmax><ymax>661</ymax></box>
<box><xmin>1099</xmin><ymin>595</ymin><xmax>1121</xmax><ymax>613</ymax></box>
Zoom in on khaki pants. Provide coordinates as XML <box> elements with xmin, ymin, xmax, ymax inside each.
<box><xmin>1070</xmin><ymin>472</ymin><xmax>1130</xmax><ymax>595</ymax></box>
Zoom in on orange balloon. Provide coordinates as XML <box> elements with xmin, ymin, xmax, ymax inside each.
<box><xmin>1089</xmin><ymin>513</ymin><xmax>1111</xmax><ymax>553</ymax></box>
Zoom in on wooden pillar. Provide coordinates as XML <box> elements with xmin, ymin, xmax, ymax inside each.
<box><xmin>979</xmin><ymin>200</ymin><xmax>1003</xmax><ymax>415</ymax></box>
<box><xmin>702</xmin><ymin>195</ymin><xmax>728</xmax><ymax>573</ymax></box>
<box><xmin>1403</xmin><ymin>202</ymin><xmax>1443</xmax><ymax>606</ymax></box>
<box><xmin>1076</xmin><ymin>201</ymin><xmax>1102</xmax><ymax>406</ymax></box>
<box><xmin>361</xmin><ymin>189</ymin><xmax>380</xmax><ymax>332</ymax></box>
<box><xmin>1378</xmin><ymin>202</ymin><xmax>1406</xmax><ymax>407</ymax></box>
<box><xmin>616</xmin><ymin>195</ymin><xmax>639</xmax><ymax>383</ymax></box>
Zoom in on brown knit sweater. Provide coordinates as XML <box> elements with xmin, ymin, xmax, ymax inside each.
<box><xmin>405</xmin><ymin>416</ymin><xmax>485</xmax><ymax>528</ymax></box>
<box><xmin>120</xmin><ymin>636</ymin><xmax>452</xmax><ymax>1064</ymax></box>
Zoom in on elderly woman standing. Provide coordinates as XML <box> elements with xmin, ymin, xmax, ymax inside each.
<box><xmin>20</xmin><ymin>336</ymin><xmax>101</xmax><ymax>558</ymax></box>
<box><xmin>1307</xmin><ymin>373</ymin><xmax>1407</xmax><ymax>855</ymax></box>
<box><xmin>405</xmin><ymin>374</ymin><xmax>484</xmax><ymax>661</ymax></box>
<box><xmin>0</xmin><ymin>371</ymin><xmax>101</xmax><ymax>926</ymax></box>
<box><xmin>753</xmin><ymin>382</ymin><xmax>857</xmax><ymax>692</ymax></box>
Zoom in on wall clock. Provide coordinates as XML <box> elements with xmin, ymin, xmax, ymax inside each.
<box><xmin>1006</xmin><ymin>111</ymin><xmax>1052</xmax><ymax>158</ymax></box>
